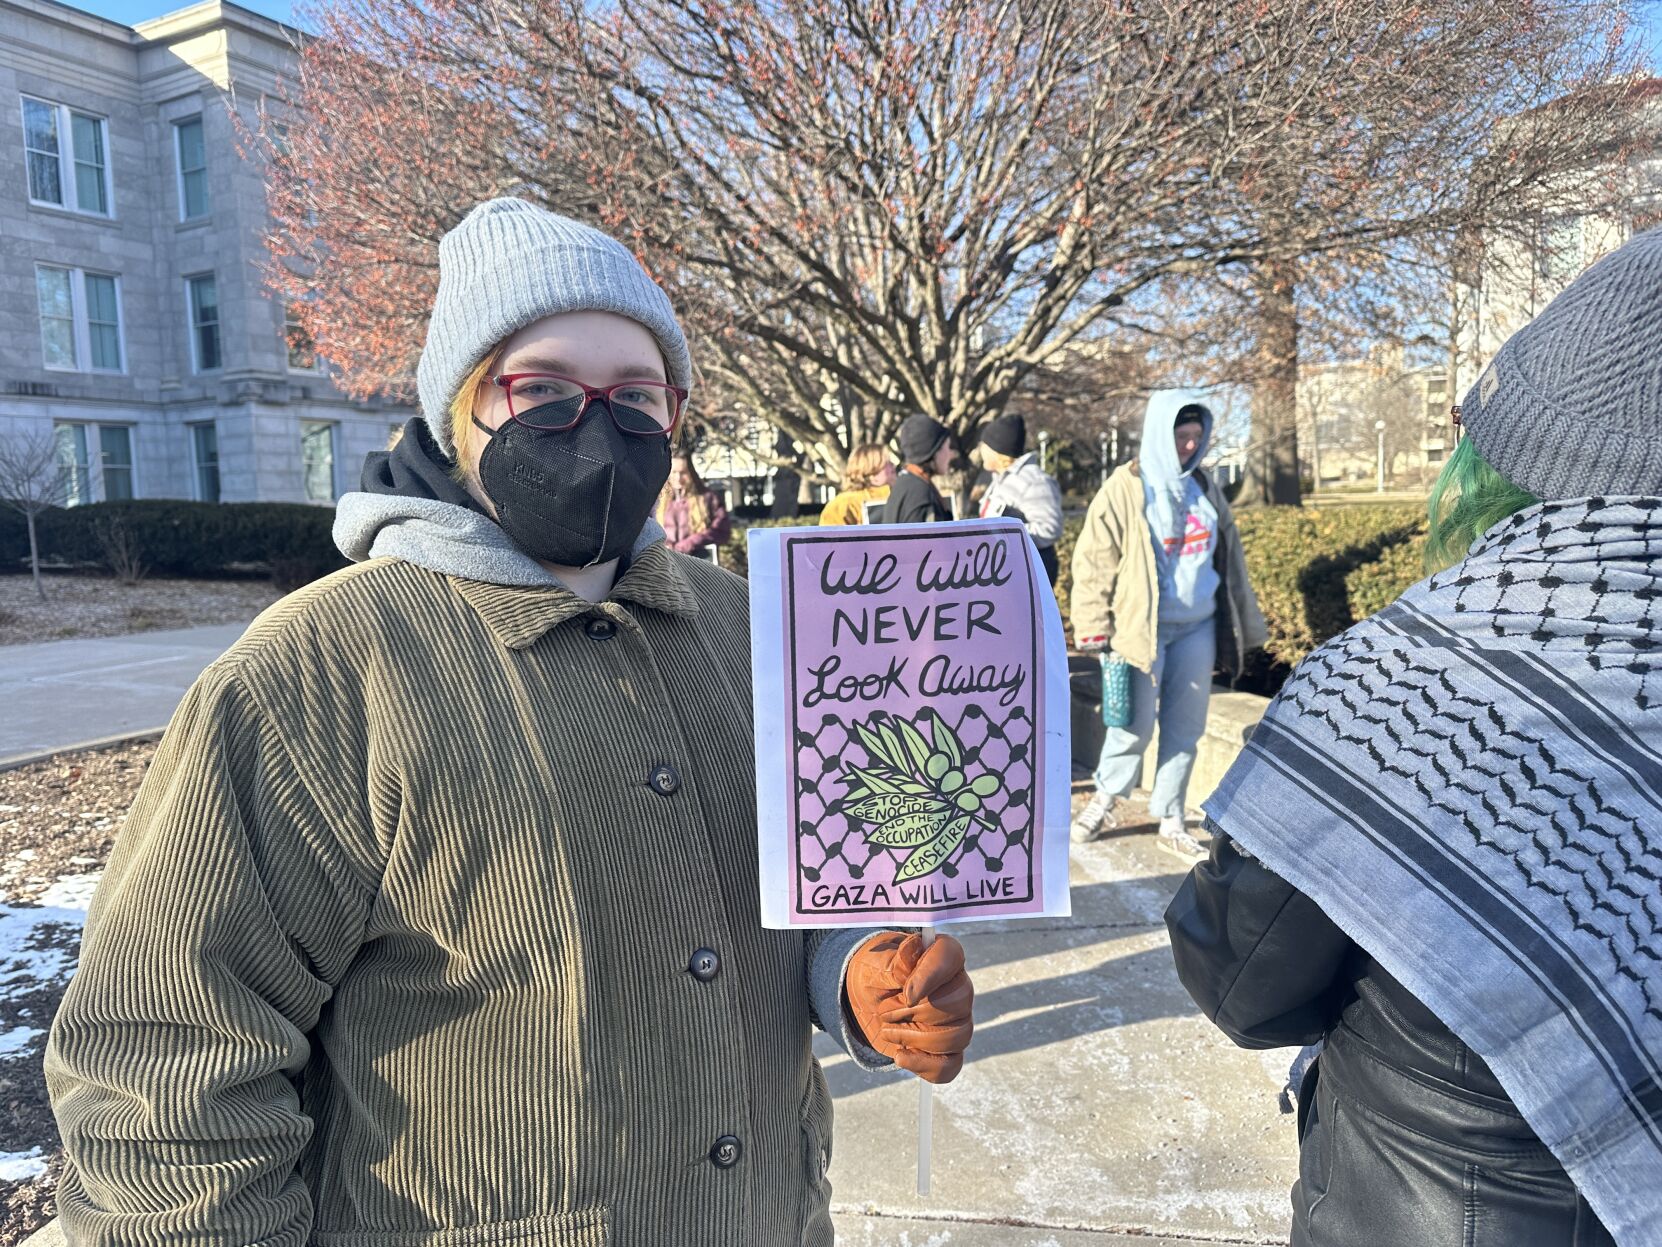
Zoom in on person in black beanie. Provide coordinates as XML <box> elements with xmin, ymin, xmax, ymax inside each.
<box><xmin>881</xmin><ymin>413</ymin><xmax>956</xmax><ymax>524</ymax></box>
<box><xmin>978</xmin><ymin>414</ymin><xmax>1064</xmax><ymax>584</ymax></box>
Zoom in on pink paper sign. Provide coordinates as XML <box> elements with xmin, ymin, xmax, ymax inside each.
<box><xmin>749</xmin><ymin>519</ymin><xmax>1071</xmax><ymax>928</ymax></box>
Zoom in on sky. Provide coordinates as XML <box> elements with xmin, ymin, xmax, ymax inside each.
<box><xmin>69</xmin><ymin>0</ymin><xmax>304</xmax><ymax>30</ymax></box>
<box><xmin>65</xmin><ymin>0</ymin><xmax>1662</xmax><ymax>51</ymax></box>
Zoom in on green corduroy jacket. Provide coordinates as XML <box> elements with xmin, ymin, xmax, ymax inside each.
<box><xmin>45</xmin><ymin>544</ymin><xmax>853</xmax><ymax>1247</ymax></box>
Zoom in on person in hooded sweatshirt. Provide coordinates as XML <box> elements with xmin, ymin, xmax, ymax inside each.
<box><xmin>44</xmin><ymin>199</ymin><xmax>975</xmax><ymax>1247</ymax></box>
<box><xmin>1068</xmin><ymin>393</ymin><xmax>1265</xmax><ymax>860</ymax></box>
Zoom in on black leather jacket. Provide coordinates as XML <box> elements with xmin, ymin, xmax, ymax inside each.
<box><xmin>1166</xmin><ymin>831</ymin><xmax>1614</xmax><ymax>1247</ymax></box>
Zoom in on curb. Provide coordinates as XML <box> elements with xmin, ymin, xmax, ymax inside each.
<box><xmin>0</xmin><ymin>728</ymin><xmax>167</xmax><ymax>773</ymax></box>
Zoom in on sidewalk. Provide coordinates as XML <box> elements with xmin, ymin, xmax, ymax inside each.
<box><xmin>827</xmin><ymin>807</ymin><xmax>1299</xmax><ymax>1246</ymax></box>
<box><xmin>5</xmin><ymin>625</ymin><xmax>1300</xmax><ymax>1246</ymax></box>
<box><xmin>0</xmin><ymin>623</ymin><xmax>247</xmax><ymax>767</ymax></box>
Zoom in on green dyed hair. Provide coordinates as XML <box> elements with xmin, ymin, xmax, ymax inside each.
<box><xmin>1424</xmin><ymin>436</ymin><xmax>1539</xmax><ymax>573</ymax></box>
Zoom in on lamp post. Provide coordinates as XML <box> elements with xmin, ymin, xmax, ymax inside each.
<box><xmin>1375</xmin><ymin>419</ymin><xmax>1387</xmax><ymax>493</ymax></box>
<box><xmin>1098</xmin><ymin>429</ymin><xmax>1109</xmax><ymax>485</ymax></box>
<box><xmin>1037</xmin><ymin>429</ymin><xmax>1051</xmax><ymax>474</ymax></box>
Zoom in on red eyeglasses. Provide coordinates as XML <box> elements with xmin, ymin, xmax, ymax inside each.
<box><xmin>491</xmin><ymin>372</ymin><xmax>687</xmax><ymax>437</ymax></box>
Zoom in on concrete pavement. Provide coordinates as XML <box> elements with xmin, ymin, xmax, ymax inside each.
<box><xmin>5</xmin><ymin>624</ymin><xmax>1299</xmax><ymax>1246</ymax></box>
<box><xmin>0</xmin><ymin>623</ymin><xmax>246</xmax><ymax>767</ymax></box>
<box><xmin>827</xmin><ymin>817</ymin><xmax>1299</xmax><ymax>1246</ymax></box>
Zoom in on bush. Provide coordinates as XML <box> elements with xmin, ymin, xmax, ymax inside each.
<box><xmin>715</xmin><ymin>502</ymin><xmax>1430</xmax><ymax>695</ymax></box>
<box><xmin>1235</xmin><ymin>504</ymin><xmax>1425</xmax><ymax>668</ymax></box>
<box><xmin>3</xmin><ymin>500</ymin><xmax>346</xmax><ymax>590</ymax></box>
<box><xmin>718</xmin><ymin>515</ymin><xmax>821</xmax><ymax>579</ymax></box>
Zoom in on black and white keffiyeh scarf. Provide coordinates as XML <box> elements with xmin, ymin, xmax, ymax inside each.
<box><xmin>1204</xmin><ymin>497</ymin><xmax>1662</xmax><ymax>1245</ymax></box>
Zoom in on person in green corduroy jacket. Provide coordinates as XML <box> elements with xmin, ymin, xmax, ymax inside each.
<box><xmin>44</xmin><ymin>199</ymin><xmax>975</xmax><ymax>1247</ymax></box>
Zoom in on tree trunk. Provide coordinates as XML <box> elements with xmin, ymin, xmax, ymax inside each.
<box><xmin>1239</xmin><ymin>260</ymin><xmax>1303</xmax><ymax>507</ymax></box>
<box><xmin>27</xmin><ymin>510</ymin><xmax>45</xmax><ymax>601</ymax></box>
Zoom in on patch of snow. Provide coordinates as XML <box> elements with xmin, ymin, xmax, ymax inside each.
<box><xmin>0</xmin><ymin>1150</ymin><xmax>47</xmax><ymax>1182</ymax></box>
<box><xmin>1</xmin><ymin>873</ymin><xmax>98</xmax><ymax>1011</ymax></box>
<box><xmin>0</xmin><ymin>1025</ymin><xmax>43</xmax><ymax>1056</ymax></box>
<box><xmin>37</xmin><ymin>872</ymin><xmax>101</xmax><ymax>909</ymax></box>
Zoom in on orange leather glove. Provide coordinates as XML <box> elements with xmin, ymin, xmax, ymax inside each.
<box><xmin>845</xmin><ymin>931</ymin><xmax>974</xmax><ymax>1084</ymax></box>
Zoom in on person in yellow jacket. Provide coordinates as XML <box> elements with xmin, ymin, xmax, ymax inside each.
<box><xmin>819</xmin><ymin>442</ymin><xmax>895</xmax><ymax>525</ymax></box>
<box><xmin>1069</xmin><ymin>391</ymin><xmax>1265</xmax><ymax>861</ymax></box>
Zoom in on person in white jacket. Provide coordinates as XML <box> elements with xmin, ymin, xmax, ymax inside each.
<box><xmin>978</xmin><ymin>414</ymin><xmax>1064</xmax><ymax>584</ymax></box>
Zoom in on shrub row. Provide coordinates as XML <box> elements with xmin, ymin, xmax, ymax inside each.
<box><xmin>1233</xmin><ymin>503</ymin><xmax>1427</xmax><ymax>668</ymax></box>
<box><xmin>719</xmin><ymin>501</ymin><xmax>1431</xmax><ymax>676</ymax></box>
<box><xmin>6</xmin><ymin>496</ymin><xmax>1430</xmax><ymax>676</ymax></box>
<box><xmin>1</xmin><ymin>499</ymin><xmax>347</xmax><ymax>590</ymax></box>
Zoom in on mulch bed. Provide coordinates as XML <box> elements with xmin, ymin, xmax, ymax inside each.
<box><xmin>0</xmin><ymin>574</ymin><xmax>278</xmax><ymax>647</ymax></box>
<box><xmin>0</xmin><ymin>741</ymin><xmax>154</xmax><ymax>1247</ymax></box>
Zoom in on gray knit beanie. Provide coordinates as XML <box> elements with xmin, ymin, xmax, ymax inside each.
<box><xmin>1459</xmin><ymin>224</ymin><xmax>1662</xmax><ymax>500</ymax></box>
<box><xmin>415</xmin><ymin>198</ymin><xmax>692</xmax><ymax>458</ymax></box>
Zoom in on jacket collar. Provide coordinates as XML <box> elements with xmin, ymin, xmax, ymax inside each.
<box><xmin>452</xmin><ymin>541</ymin><xmax>700</xmax><ymax>650</ymax></box>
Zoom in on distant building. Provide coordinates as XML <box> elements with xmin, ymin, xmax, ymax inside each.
<box><xmin>1297</xmin><ymin>348</ymin><xmax>1451</xmax><ymax>491</ymax></box>
<box><xmin>1454</xmin><ymin>80</ymin><xmax>1662</xmax><ymax>397</ymax></box>
<box><xmin>0</xmin><ymin>0</ymin><xmax>412</xmax><ymax>509</ymax></box>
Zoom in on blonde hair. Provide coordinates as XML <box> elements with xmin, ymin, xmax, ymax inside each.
<box><xmin>448</xmin><ymin>345</ymin><xmax>505</xmax><ymax>480</ymax></box>
<box><xmin>843</xmin><ymin>443</ymin><xmax>890</xmax><ymax>491</ymax></box>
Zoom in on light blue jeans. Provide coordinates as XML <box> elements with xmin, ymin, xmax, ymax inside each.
<box><xmin>1093</xmin><ymin>615</ymin><xmax>1216</xmax><ymax>819</ymax></box>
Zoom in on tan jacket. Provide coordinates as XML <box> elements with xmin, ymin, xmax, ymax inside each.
<box><xmin>46</xmin><ymin>546</ymin><xmax>850</xmax><ymax>1247</ymax></box>
<box><xmin>1070</xmin><ymin>462</ymin><xmax>1266</xmax><ymax>675</ymax></box>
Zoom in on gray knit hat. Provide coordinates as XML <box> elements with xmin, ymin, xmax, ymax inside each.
<box><xmin>1460</xmin><ymin>225</ymin><xmax>1662</xmax><ymax>500</ymax></box>
<box><xmin>415</xmin><ymin>198</ymin><xmax>692</xmax><ymax>457</ymax></box>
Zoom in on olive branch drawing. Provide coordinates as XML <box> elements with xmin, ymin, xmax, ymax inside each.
<box><xmin>836</xmin><ymin>710</ymin><xmax>1001</xmax><ymax>883</ymax></box>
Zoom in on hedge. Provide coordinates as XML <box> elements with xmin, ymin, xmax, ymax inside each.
<box><xmin>7</xmin><ymin>497</ymin><xmax>1430</xmax><ymax>678</ymax></box>
<box><xmin>2</xmin><ymin>499</ymin><xmax>347</xmax><ymax>590</ymax></box>
<box><xmin>719</xmin><ymin>501</ymin><xmax>1431</xmax><ymax>678</ymax></box>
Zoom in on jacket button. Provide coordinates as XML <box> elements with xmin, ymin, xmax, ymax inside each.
<box><xmin>710</xmin><ymin>1135</ymin><xmax>742</xmax><ymax>1168</ymax></box>
<box><xmin>650</xmin><ymin>765</ymin><xmax>680</xmax><ymax>796</ymax></box>
<box><xmin>584</xmin><ymin>617</ymin><xmax>616</xmax><ymax>640</ymax></box>
<box><xmin>688</xmin><ymin>948</ymin><xmax>721</xmax><ymax>982</ymax></box>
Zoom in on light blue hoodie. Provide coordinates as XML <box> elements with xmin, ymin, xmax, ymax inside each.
<box><xmin>1139</xmin><ymin>389</ymin><xmax>1220</xmax><ymax>626</ymax></box>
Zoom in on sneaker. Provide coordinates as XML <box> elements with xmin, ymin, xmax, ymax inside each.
<box><xmin>1070</xmin><ymin>792</ymin><xmax>1117</xmax><ymax>843</ymax></box>
<box><xmin>1156</xmin><ymin>815</ymin><xmax>1211</xmax><ymax>865</ymax></box>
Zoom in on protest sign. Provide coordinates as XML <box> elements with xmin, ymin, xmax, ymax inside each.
<box><xmin>749</xmin><ymin>518</ymin><xmax>1071</xmax><ymax>929</ymax></box>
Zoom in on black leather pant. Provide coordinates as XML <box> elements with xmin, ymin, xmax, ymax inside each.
<box><xmin>1291</xmin><ymin>1028</ymin><xmax>1614</xmax><ymax>1247</ymax></box>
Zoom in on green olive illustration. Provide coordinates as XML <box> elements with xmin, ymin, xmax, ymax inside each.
<box><xmin>941</xmin><ymin>769</ymin><xmax>965</xmax><ymax>793</ymax></box>
<box><xmin>955</xmin><ymin>792</ymin><xmax>982</xmax><ymax>812</ymax></box>
<box><xmin>925</xmin><ymin>753</ymin><xmax>949</xmax><ymax>780</ymax></box>
<box><xmin>969</xmin><ymin>774</ymin><xmax>1000</xmax><ymax>797</ymax></box>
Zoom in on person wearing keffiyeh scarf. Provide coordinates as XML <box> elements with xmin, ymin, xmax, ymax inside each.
<box><xmin>1167</xmin><ymin>226</ymin><xmax>1662</xmax><ymax>1247</ymax></box>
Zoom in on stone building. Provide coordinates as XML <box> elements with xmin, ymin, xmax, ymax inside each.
<box><xmin>1297</xmin><ymin>350</ymin><xmax>1452</xmax><ymax>492</ymax></box>
<box><xmin>1</xmin><ymin>0</ymin><xmax>411</xmax><ymax>508</ymax></box>
<box><xmin>1453</xmin><ymin>80</ymin><xmax>1662</xmax><ymax>398</ymax></box>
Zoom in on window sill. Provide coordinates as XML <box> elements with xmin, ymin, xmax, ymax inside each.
<box><xmin>176</xmin><ymin>217</ymin><xmax>213</xmax><ymax>231</ymax></box>
<box><xmin>27</xmin><ymin>201</ymin><xmax>117</xmax><ymax>226</ymax></box>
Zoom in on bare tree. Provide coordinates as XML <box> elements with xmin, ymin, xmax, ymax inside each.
<box><xmin>1176</xmin><ymin>1</ymin><xmax>1643</xmax><ymax>505</ymax></box>
<box><xmin>262</xmin><ymin>0</ymin><xmax>1449</xmax><ymax>485</ymax></box>
<box><xmin>262</xmin><ymin>0</ymin><xmax>1643</xmax><ymax>497</ymax></box>
<box><xmin>0</xmin><ymin>432</ymin><xmax>68</xmax><ymax>600</ymax></box>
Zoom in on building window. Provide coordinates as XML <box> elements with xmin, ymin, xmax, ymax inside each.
<box><xmin>174</xmin><ymin>116</ymin><xmax>209</xmax><ymax>220</ymax></box>
<box><xmin>35</xmin><ymin>265</ymin><xmax>124</xmax><ymax>373</ymax></box>
<box><xmin>285</xmin><ymin>302</ymin><xmax>316</xmax><ymax>370</ymax></box>
<box><xmin>54</xmin><ymin>423</ymin><xmax>91</xmax><ymax>506</ymax></box>
<box><xmin>1538</xmin><ymin>215</ymin><xmax>1584</xmax><ymax>285</ymax></box>
<box><xmin>99</xmin><ymin>425</ymin><xmax>133</xmax><ymax>500</ymax></box>
<box><xmin>52</xmin><ymin>422</ymin><xmax>137</xmax><ymax>504</ymax></box>
<box><xmin>190</xmin><ymin>422</ymin><xmax>220</xmax><ymax>502</ymax></box>
<box><xmin>186</xmin><ymin>274</ymin><xmax>221</xmax><ymax>372</ymax></box>
<box><xmin>22</xmin><ymin>96</ymin><xmax>111</xmax><ymax>215</ymax></box>
<box><xmin>300</xmin><ymin>420</ymin><xmax>336</xmax><ymax>502</ymax></box>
